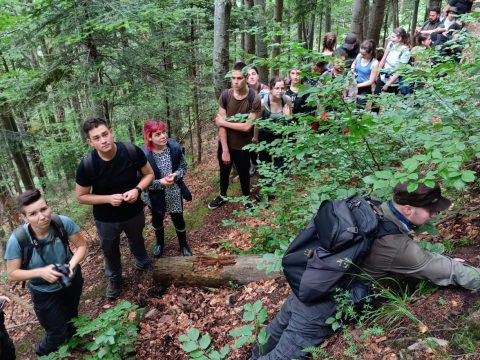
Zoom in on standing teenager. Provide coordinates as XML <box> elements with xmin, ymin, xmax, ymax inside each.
<box><xmin>76</xmin><ymin>118</ymin><xmax>154</xmax><ymax>300</ymax></box>
<box><xmin>4</xmin><ymin>189</ymin><xmax>87</xmax><ymax>356</ymax></box>
<box><xmin>142</xmin><ymin>119</ymin><xmax>192</xmax><ymax>257</ymax></box>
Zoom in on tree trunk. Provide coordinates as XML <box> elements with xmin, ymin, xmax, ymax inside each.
<box><xmin>153</xmin><ymin>255</ymin><xmax>281</xmax><ymax>287</ymax></box>
<box><xmin>367</xmin><ymin>0</ymin><xmax>387</xmax><ymax>45</ymax></box>
<box><xmin>351</xmin><ymin>0</ymin><xmax>368</xmax><ymax>41</ymax></box>
<box><xmin>325</xmin><ymin>0</ymin><xmax>332</xmax><ymax>32</ymax></box>
<box><xmin>363</xmin><ymin>0</ymin><xmax>370</xmax><ymax>40</ymax></box>
<box><xmin>245</xmin><ymin>0</ymin><xmax>255</xmax><ymax>55</ymax></box>
<box><xmin>410</xmin><ymin>0</ymin><xmax>421</xmax><ymax>40</ymax></box>
<box><xmin>391</xmin><ymin>0</ymin><xmax>399</xmax><ymax>29</ymax></box>
<box><xmin>213</xmin><ymin>0</ymin><xmax>232</xmax><ymax>99</ymax></box>
<box><xmin>317</xmin><ymin>1</ymin><xmax>324</xmax><ymax>52</ymax></box>
<box><xmin>189</xmin><ymin>16</ymin><xmax>202</xmax><ymax>164</ymax></box>
<box><xmin>1</xmin><ymin>109</ymin><xmax>34</xmax><ymax>190</ymax></box>
<box><xmin>382</xmin><ymin>2</ymin><xmax>390</xmax><ymax>46</ymax></box>
<box><xmin>254</xmin><ymin>0</ymin><xmax>268</xmax><ymax>83</ymax></box>
<box><xmin>270</xmin><ymin>0</ymin><xmax>283</xmax><ymax>77</ymax></box>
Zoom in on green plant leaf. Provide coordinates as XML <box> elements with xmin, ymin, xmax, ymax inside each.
<box><xmin>233</xmin><ymin>335</ymin><xmax>250</xmax><ymax>349</ymax></box>
<box><xmin>181</xmin><ymin>341</ymin><xmax>198</xmax><ymax>353</ymax></box>
<box><xmin>187</xmin><ymin>328</ymin><xmax>201</xmax><ymax>341</ymax></box>
<box><xmin>461</xmin><ymin>171</ymin><xmax>475</xmax><ymax>183</ymax></box>
<box><xmin>199</xmin><ymin>333</ymin><xmax>211</xmax><ymax>350</ymax></box>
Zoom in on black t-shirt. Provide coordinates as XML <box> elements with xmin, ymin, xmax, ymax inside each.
<box><xmin>76</xmin><ymin>142</ymin><xmax>147</xmax><ymax>222</ymax></box>
<box><xmin>448</xmin><ymin>0</ymin><xmax>473</xmax><ymax>14</ymax></box>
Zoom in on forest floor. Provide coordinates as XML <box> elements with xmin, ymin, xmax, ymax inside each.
<box><xmin>3</xmin><ymin>135</ymin><xmax>480</xmax><ymax>360</ymax></box>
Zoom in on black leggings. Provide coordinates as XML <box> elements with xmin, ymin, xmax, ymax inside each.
<box><xmin>151</xmin><ymin>210</ymin><xmax>186</xmax><ymax>232</ymax></box>
<box><xmin>217</xmin><ymin>142</ymin><xmax>250</xmax><ymax>197</ymax></box>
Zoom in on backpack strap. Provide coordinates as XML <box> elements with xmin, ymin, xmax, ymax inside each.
<box><xmin>81</xmin><ymin>152</ymin><xmax>95</xmax><ymax>182</ymax></box>
<box><xmin>247</xmin><ymin>88</ymin><xmax>256</xmax><ymax>112</ymax></box>
<box><xmin>122</xmin><ymin>142</ymin><xmax>140</xmax><ymax>169</ymax></box>
<box><xmin>221</xmin><ymin>89</ymin><xmax>229</xmax><ymax>110</ymax></box>
<box><xmin>12</xmin><ymin>226</ymin><xmax>33</xmax><ymax>271</ymax></box>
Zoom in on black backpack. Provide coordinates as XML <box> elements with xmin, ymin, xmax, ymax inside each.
<box><xmin>13</xmin><ymin>213</ymin><xmax>70</xmax><ymax>270</ymax></box>
<box><xmin>282</xmin><ymin>195</ymin><xmax>401</xmax><ymax>303</ymax></box>
<box><xmin>81</xmin><ymin>142</ymin><xmax>139</xmax><ymax>181</ymax></box>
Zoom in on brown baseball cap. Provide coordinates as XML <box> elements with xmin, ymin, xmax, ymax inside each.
<box><xmin>393</xmin><ymin>181</ymin><xmax>452</xmax><ymax>212</ymax></box>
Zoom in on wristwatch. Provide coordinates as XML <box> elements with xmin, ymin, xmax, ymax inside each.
<box><xmin>135</xmin><ymin>186</ymin><xmax>142</xmax><ymax>195</ymax></box>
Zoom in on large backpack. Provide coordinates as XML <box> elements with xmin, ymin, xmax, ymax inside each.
<box><xmin>12</xmin><ymin>213</ymin><xmax>70</xmax><ymax>270</ymax></box>
<box><xmin>81</xmin><ymin>142</ymin><xmax>139</xmax><ymax>181</ymax></box>
<box><xmin>282</xmin><ymin>195</ymin><xmax>401</xmax><ymax>303</ymax></box>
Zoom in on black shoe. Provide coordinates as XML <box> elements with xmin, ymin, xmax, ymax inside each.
<box><xmin>152</xmin><ymin>243</ymin><xmax>164</xmax><ymax>258</ymax></box>
<box><xmin>106</xmin><ymin>280</ymin><xmax>122</xmax><ymax>300</ymax></box>
<box><xmin>244</xmin><ymin>201</ymin><xmax>254</xmax><ymax>210</ymax></box>
<box><xmin>180</xmin><ymin>246</ymin><xmax>193</xmax><ymax>256</ymax></box>
<box><xmin>208</xmin><ymin>195</ymin><xmax>227</xmax><ymax>210</ymax></box>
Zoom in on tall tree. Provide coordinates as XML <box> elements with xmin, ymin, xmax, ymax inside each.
<box><xmin>213</xmin><ymin>0</ymin><xmax>232</xmax><ymax>98</ymax></box>
<box><xmin>410</xmin><ymin>0</ymin><xmax>421</xmax><ymax>39</ymax></box>
<box><xmin>367</xmin><ymin>0</ymin><xmax>388</xmax><ymax>44</ymax></box>
<box><xmin>325</xmin><ymin>0</ymin><xmax>332</xmax><ymax>32</ymax></box>
<box><xmin>244</xmin><ymin>0</ymin><xmax>255</xmax><ymax>55</ymax></box>
<box><xmin>391</xmin><ymin>0</ymin><xmax>400</xmax><ymax>29</ymax></box>
<box><xmin>271</xmin><ymin>0</ymin><xmax>283</xmax><ymax>77</ymax></box>
<box><xmin>351</xmin><ymin>0</ymin><xmax>368</xmax><ymax>41</ymax></box>
<box><xmin>254</xmin><ymin>0</ymin><xmax>268</xmax><ymax>83</ymax></box>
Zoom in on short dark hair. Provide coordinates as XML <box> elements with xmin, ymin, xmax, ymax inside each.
<box><xmin>249</xmin><ymin>66</ymin><xmax>259</xmax><ymax>75</ymax></box>
<box><xmin>16</xmin><ymin>189</ymin><xmax>43</xmax><ymax>214</ymax></box>
<box><xmin>232</xmin><ymin>62</ymin><xmax>247</xmax><ymax>74</ymax></box>
<box><xmin>82</xmin><ymin>118</ymin><xmax>110</xmax><ymax>138</ymax></box>
<box><xmin>429</xmin><ymin>7</ymin><xmax>441</xmax><ymax>14</ymax></box>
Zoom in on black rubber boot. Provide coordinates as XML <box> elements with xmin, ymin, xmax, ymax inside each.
<box><xmin>177</xmin><ymin>230</ymin><xmax>192</xmax><ymax>256</ymax></box>
<box><xmin>152</xmin><ymin>228</ymin><xmax>165</xmax><ymax>258</ymax></box>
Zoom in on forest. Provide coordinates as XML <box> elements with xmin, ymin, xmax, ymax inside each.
<box><xmin>1</xmin><ymin>0</ymin><xmax>480</xmax><ymax>358</ymax></box>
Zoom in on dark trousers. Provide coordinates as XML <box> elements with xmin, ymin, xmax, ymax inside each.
<box><xmin>151</xmin><ymin>210</ymin><xmax>186</xmax><ymax>232</ymax></box>
<box><xmin>250</xmin><ymin>293</ymin><xmax>336</xmax><ymax>359</ymax></box>
<box><xmin>374</xmin><ymin>78</ymin><xmax>399</xmax><ymax>95</ymax></box>
<box><xmin>30</xmin><ymin>268</ymin><xmax>83</xmax><ymax>356</ymax></box>
<box><xmin>217</xmin><ymin>142</ymin><xmax>250</xmax><ymax>197</ymax></box>
<box><xmin>356</xmin><ymin>86</ymin><xmax>373</xmax><ymax>108</ymax></box>
<box><xmin>0</xmin><ymin>312</ymin><xmax>15</xmax><ymax>360</ymax></box>
<box><xmin>95</xmin><ymin>211</ymin><xmax>151</xmax><ymax>282</ymax></box>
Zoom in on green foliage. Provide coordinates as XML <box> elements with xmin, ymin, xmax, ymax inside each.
<box><xmin>229</xmin><ymin>300</ymin><xmax>269</xmax><ymax>352</ymax></box>
<box><xmin>40</xmin><ymin>301</ymin><xmax>141</xmax><ymax>360</ymax></box>
<box><xmin>418</xmin><ymin>241</ymin><xmax>445</xmax><ymax>254</ymax></box>
<box><xmin>178</xmin><ymin>328</ymin><xmax>229</xmax><ymax>360</ymax></box>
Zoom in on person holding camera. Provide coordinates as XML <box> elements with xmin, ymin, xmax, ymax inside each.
<box><xmin>4</xmin><ymin>189</ymin><xmax>87</xmax><ymax>356</ymax></box>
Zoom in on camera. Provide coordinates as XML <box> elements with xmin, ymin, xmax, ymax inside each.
<box><xmin>54</xmin><ymin>264</ymin><xmax>72</xmax><ymax>288</ymax></box>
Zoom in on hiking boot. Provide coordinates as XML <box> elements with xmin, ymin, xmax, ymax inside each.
<box><xmin>177</xmin><ymin>230</ymin><xmax>192</xmax><ymax>256</ymax></box>
<box><xmin>244</xmin><ymin>201</ymin><xmax>254</xmax><ymax>210</ymax></box>
<box><xmin>106</xmin><ymin>280</ymin><xmax>122</xmax><ymax>300</ymax></box>
<box><xmin>208</xmin><ymin>195</ymin><xmax>227</xmax><ymax>210</ymax></box>
<box><xmin>152</xmin><ymin>243</ymin><xmax>164</xmax><ymax>258</ymax></box>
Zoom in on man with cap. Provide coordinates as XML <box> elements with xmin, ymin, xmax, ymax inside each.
<box><xmin>333</xmin><ymin>33</ymin><xmax>359</xmax><ymax>69</ymax></box>
<box><xmin>431</xmin><ymin>7</ymin><xmax>462</xmax><ymax>45</ymax></box>
<box><xmin>250</xmin><ymin>180</ymin><xmax>480</xmax><ymax>360</ymax></box>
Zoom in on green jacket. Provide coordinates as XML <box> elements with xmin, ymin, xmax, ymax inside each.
<box><xmin>361</xmin><ymin>202</ymin><xmax>480</xmax><ymax>290</ymax></box>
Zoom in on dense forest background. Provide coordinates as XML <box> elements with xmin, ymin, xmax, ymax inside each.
<box><xmin>0</xmin><ymin>0</ymin><xmax>478</xmax><ymax>241</ymax></box>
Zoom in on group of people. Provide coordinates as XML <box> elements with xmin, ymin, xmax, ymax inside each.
<box><xmin>4</xmin><ymin>118</ymin><xmax>192</xmax><ymax>356</ymax></box>
<box><xmin>2</xmin><ymin>1</ymin><xmax>475</xmax><ymax>357</ymax></box>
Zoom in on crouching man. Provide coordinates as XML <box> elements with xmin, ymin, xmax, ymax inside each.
<box><xmin>250</xmin><ymin>180</ymin><xmax>480</xmax><ymax>359</ymax></box>
<box><xmin>4</xmin><ymin>189</ymin><xmax>87</xmax><ymax>356</ymax></box>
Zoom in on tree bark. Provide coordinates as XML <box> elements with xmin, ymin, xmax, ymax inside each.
<box><xmin>153</xmin><ymin>255</ymin><xmax>281</xmax><ymax>287</ymax></box>
<box><xmin>410</xmin><ymin>0</ymin><xmax>421</xmax><ymax>39</ymax></box>
<box><xmin>270</xmin><ymin>0</ymin><xmax>283</xmax><ymax>77</ymax></box>
<box><xmin>325</xmin><ymin>0</ymin><xmax>332</xmax><ymax>32</ymax></box>
<box><xmin>367</xmin><ymin>0</ymin><xmax>387</xmax><ymax>45</ymax></box>
<box><xmin>213</xmin><ymin>0</ymin><xmax>232</xmax><ymax>99</ymax></box>
<box><xmin>391</xmin><ymin>0</ymin><xmax>399</xmax><ymax>29</ymax></box>
<box><xmin>317</xmin><ymin>0</ymin><xmax>324</xmax><ymax>52</ymax></box>
<box><xmin>245</xmin><ymin>0</ymin><xmax>255</xmax><ymax>55</ymax></box>
<box><xmin>351</xmin><ymin>0</ymin><xmax>368</xmax><ymax>41</ymax></box>
<box><xmin>1</xmin><ymin>109</ymin><xmax>34</xmax><ymax>190</ymax></box>
<box><xmin>189</xmin><ymin>16</ymin><xmax>202</xmax><ymax>164</ymax></box>
<box><xmin>254</xmin><ymin>0</ymin><xmax>268</xmax><ymax>83</ymax></box>
<box><xmin>363</xmin><ymin>0</ymin><xmax>370</xmax><ymax>40</ymax></box>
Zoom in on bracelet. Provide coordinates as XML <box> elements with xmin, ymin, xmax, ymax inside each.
<box><xmin>135</xmin><ymin>186</ymin><xmax>142</xmax><ymax>195</ymax></box>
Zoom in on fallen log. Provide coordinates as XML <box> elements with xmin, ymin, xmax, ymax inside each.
<box><xmin>153</xmin><ymin>255</ymin><xmax>282</xmax><ymax>287</ymax></box>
